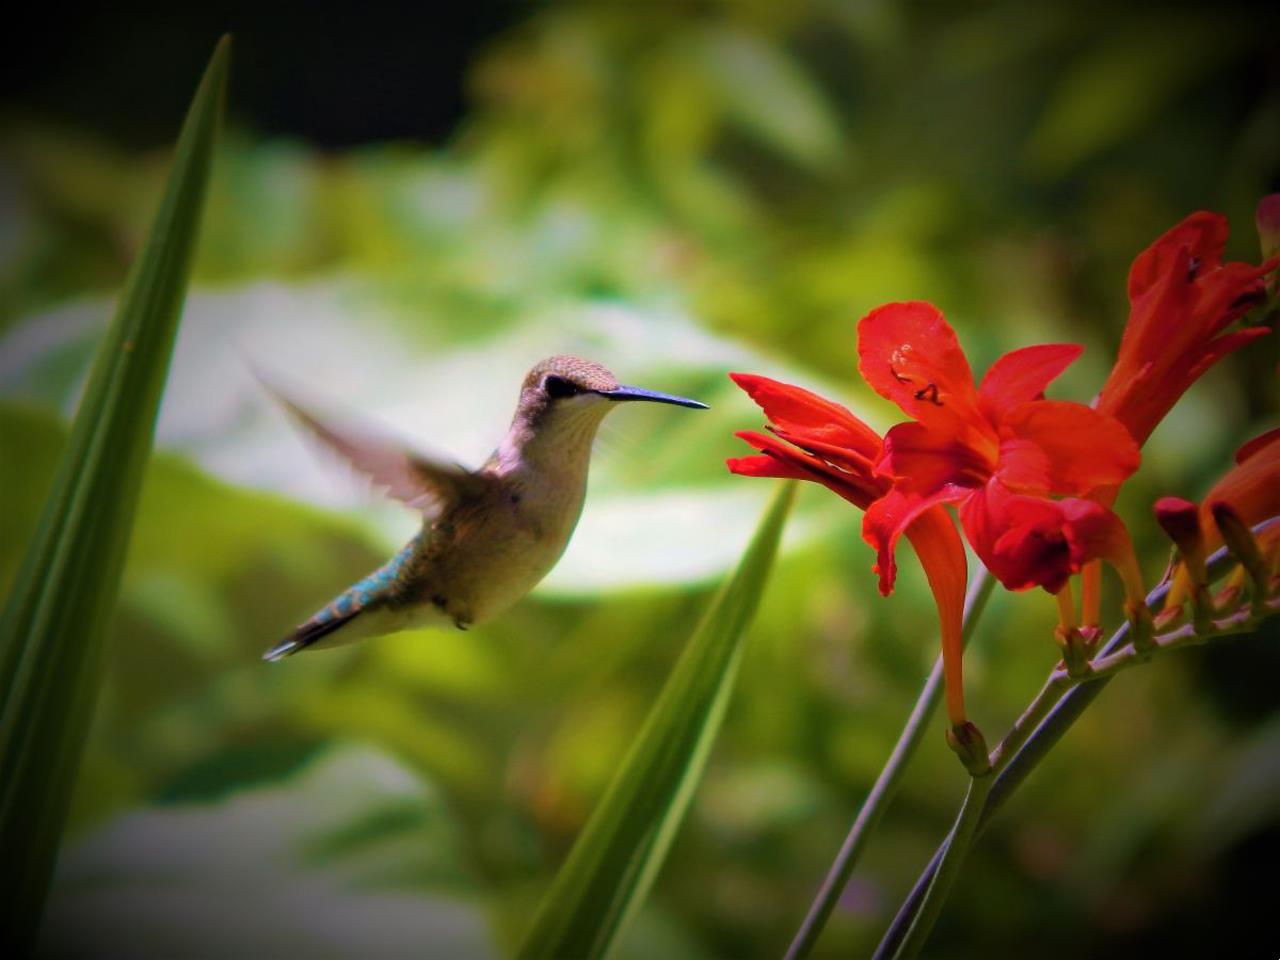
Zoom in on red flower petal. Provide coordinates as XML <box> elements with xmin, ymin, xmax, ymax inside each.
<box><xmin>729</xmin><ymin>431</ymin><xmax>882</xmax><ymax>508</ymax></box>
<box><xmin>878</xmin><ymin>419</ymin><xmax>995</xmax><ymax>496</ymax></box>
<box><xmin>1056</xmin><ymin>498</ymin><xmax>1135</xmax><ymax>571</ymax></box>
<box><xmin>997</xmin><ymin>401</ymin><xmax>1140</xmax><ymax>497</ymax></box>
<box><xmin>729</xmin><ymin>373</ymin><xmax>881</xmax><ymax>460</ymax></box>
<box><xmin>902</xmin><ymin>505</ymin><xmax>969</xmax><ymax>726</ymax></box>
<box><xmin>977</xmin><ymin>343</ymin><xmax>1082</xmax><ymax>421</ymax></box>
<box><xmin>771</xmin><ymin>426</ymin><xmax>878</xmax><ymax>478</ymax></box>
<box><xmin>1184</xmin><ymin>326</ymin><xmax>1271</xmax><ymax>383</ymax></box>
<box><xmin>1127</xmin><ymin>211</ymin><xmax>1228</xmax><ymax>302</ymax></box>
<box><xmin>1236</xmin><ymin>426</ymin><xmax>1280</xmax><ymax>465</ymax></box>
<box><xmin>959</xmin><ymin>482</ymin><xmax>1070</xmax><ymax>592</ymax></box>
<box><xmin>863</xmin><ymin>486</ymin><xmax>969</xmax><ymax>596</ymax></box>
<box><xmin>856</xmin><ymin>302</ymin><xmax>981</xmax><ymax>424</ymax></box>
<box><xmin>1204</xmin><ymin>430</ymin><xmax>1280</xmax><ymax>540</ymax></box>
<box><xmin>960</xmin><ymin>482</ymin><xmax>1134</xmax><ymax>593</ymax></box>
<box><xmin>725</xmin><ymin>453</ymin><xmax>810</xmax><ymax>482</ymax></box>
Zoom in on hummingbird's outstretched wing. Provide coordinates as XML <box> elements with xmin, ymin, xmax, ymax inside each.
<box><xmin>262</xmin><ymin>380</ymin><xmax>485</xmax><ymax>517</ymax></box>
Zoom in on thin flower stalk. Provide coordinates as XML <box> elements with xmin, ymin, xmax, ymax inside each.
<box><xmin>784</xmin><ymin>567</ymin><xmax>995</xmax><ymax>960</ymax></box>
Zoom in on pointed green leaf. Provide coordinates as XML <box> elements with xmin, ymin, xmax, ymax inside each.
<box><xmin>0</xmin><ymin>37</ymin><xmax>229</xmax><ymax>950</ymax></box>
<box><xmin>517</xmin><ymin>481</ymin><xmax>796</xmax><ymax>960</ymax></box>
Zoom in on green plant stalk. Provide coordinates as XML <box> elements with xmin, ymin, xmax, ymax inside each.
<box><xmin>890</xmin><ymin>771</ymin><xmax>993</xmax><ymax>960</ymax></box>
<box><xmin>784</xmin><ymin>566</ymin><xmax>994</xmax><ymax>960</ymax></box>
<box><xmin>517</xmin><ymin>482</ymin><xmax>796</xmax><ymax>960</ymax></box>
<box><xmin>873</xmin><ymin>519</ymin><xmax>1278</xmax><ymax>958</ymax></box>
<box><xmin>0</xmin><ymin>39</ymin><xmax>228</xmax><ymax>952</ymax></box>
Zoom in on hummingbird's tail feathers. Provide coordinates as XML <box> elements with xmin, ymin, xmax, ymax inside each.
<box><xmin>263</xmin><ymin>534</ymin><xmax>425</xmax><ymax>662</ymax></box>
<box><xmin>262</xmin><ymin>608</ymin><xmax>363</xmax><ymax>661</ymax></box>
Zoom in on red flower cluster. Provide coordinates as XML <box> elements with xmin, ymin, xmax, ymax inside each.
<box><xmin>857</xmin><ymin>302</ymin><xmax>1139</xmax><ymax>597</ymax></box>
<box><xmin>728</xmin><ymin>206</ymin><xmax>1278</xmax><ymax>727</ymax></box>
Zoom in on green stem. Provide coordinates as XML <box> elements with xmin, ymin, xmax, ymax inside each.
<box><xmin>987</xmin><ymin>673</ymin><xmax>1070</xmax><ymax>775</ymax></box>
<box><xmin>784</xmin><ymin>567</ymin><xmax>994</xmax><ymax>960</ymax></box>
<box><xmin>885</xmin><ymin>772</ymin><xmax>993</xmax><ymax>960</ymax></box>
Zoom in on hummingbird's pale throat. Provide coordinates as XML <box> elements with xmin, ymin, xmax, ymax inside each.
<box><xmin>262</xmin><ymin>356</ymin><xmax>706</xmax><ymax>661</ymax></box>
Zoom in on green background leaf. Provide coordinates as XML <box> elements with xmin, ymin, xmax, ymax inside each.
<box><xmin>0</xmin><ymin>38</ymin><xmax>228</xmax><ymax>948</ymax></box>
<box><xmin>518</xmin><ymin>482</ymin><xmax>795</xmax><ymax>960</ymax></box>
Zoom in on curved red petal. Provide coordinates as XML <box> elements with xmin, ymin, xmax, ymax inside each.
<box><xmin>1203</xmin><ymin>432</ymin><xmax>1280</xmax><ymax>545</ymax></box>
<box><xmin>726</xmin><ymin>453</ymin><xmax>810</xmax><ymax>481</ymax></box>
<box><xmin>729</xmin><ymin>372</ymin><xmax>881</xmax><ymax>459</ymax></box>
<box><xmin>863</xmin><ymin>486</ymin><xmax>969</xmax><ymax>596</ymax></box>
<box><xmin>903</xmin><ymin>506</ymin><xmax>969</xmax><ymax>726</ymax></box>
<box><xmin>856</xmin><ymin>301</ymin><xmax>981</xmax><ymax>424</ymax></box>
<box><xmin>731</xmin><ymin>431</ymin><xmax>881</xmax><ymax>508</ymax></box>
<box><xmin>998</xmin><ymin>401</ymin><xmax>1140</xmax><ymax>496</ymax></box>
<box><xmin>978</xmin><ymin>343</ymin><xmax>1083</xmax><ymax>420</ymax></box>
<box><xmin>1235</xmin><ymin>427</ymin><xmax>1280</xmax><ymax>465</ymax></box>
<box><xmin>1185</xmin><ymin>326</ymin><xmax>1271</xmax><ymax>383</ymax></box>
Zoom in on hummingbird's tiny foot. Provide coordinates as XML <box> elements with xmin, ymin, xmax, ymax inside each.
<box><xmin>454</xmin><ymin>619</ymin><xmax>469</xmax><ymax>631</ymax></box>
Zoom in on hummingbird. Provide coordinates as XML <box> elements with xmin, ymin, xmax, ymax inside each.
<box><xmin>262</xmin><ymin>356</ymin><xmax>707</xmax><ymax>661</ymax></box>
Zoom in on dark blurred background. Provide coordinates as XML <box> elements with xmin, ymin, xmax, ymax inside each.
<box><xmin>2</xmin><ymin>2</ymin><xmax>1278</xmax><ymax>958</ymax></box>
<box><xmin>0</xmin><ymin>2</ymin><xmax>524</xmax><ymax>146</ymax></box>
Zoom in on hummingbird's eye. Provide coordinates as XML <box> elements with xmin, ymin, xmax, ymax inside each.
<box><xmin>544</xmin><ymin>375</ymin><xmax>583</xmax><ymax>399</ymax></box>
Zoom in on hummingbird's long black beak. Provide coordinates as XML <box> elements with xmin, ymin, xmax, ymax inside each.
<box><xmin>601</xmin><ymin>385</ymin><xmax>708</xmax><ymax>409</ymax></box>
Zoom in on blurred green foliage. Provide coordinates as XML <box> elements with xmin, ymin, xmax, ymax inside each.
<box><xmin>2</xmin><ymin>2</ymin><xmax>1278</xmax><ymax>957</ymax></box>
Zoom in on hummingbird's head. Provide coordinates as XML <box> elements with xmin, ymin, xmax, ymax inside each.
<box><xmin>508</xmin><ymin>356</ymin><xmax>707</xmax><ymax>463</ymax></box>
<box><xmin>520</xmin><ymin>356</ymin><xmax>708</xmax><ymax>415</ymax></box>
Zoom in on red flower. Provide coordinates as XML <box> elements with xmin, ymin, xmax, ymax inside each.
<box><xmin>727</xmin><ymin>374</ymin><xmax>886</xmax><ymax>509</ymax></box>
<box><xmin>728</xmin><ymin>373</ymin><xmax>971</xmax><ymax>726</ymax></box>
<box><xmin>1096</xmin><ymin>211</ymin><xmax>1278</xmax><ymax>448</ymax></box>
<box><xmin>857</xmin><ymin>302</ymin><xmax>1141</xmax><ymax>596</ymax></box>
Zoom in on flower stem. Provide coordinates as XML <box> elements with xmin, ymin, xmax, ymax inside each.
<box><xmin>879</xmin><ymin>772</ymin><xmax>993</xmax><ymax>960</ymax></box>
<box><xmin>783</xmin><ymin>567</ymin><xmax>995</xmax><ymax>960</ymax></box>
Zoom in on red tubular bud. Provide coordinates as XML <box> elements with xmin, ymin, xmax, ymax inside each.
<box><xmin>1154</xmin><ymin>497</ymin><xmax>1203</xmax><ymax>555</ymax></box>
<box><xmin>1155</xmin><ymin>497</ymin><xmax>1209</xmax><ymax>614</ymax></box>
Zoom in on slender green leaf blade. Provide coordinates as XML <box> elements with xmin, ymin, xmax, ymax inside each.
<box><xmin>0</xmin><ymin>37</ymin><xmax>229</xmax><ymax>950</ymax></box>
<box><xmin>518</xmin><ymin>481</ymin><xmax>796</xmax><ymax>960</ymax></box>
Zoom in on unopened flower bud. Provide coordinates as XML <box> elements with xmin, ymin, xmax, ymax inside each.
<box><xmin>1154</xmin><ymin>497</ymin><xmax>1204</xmax><ymax>561</ymax></box>
<box><xmin>1211</xmin><ymin>501</ymin><xmax>1270</xmax><ymax>611</ymax></box>
<box><xmin>1211</xmin><ymin>502</ymin><xmax>1264</xmax><ymax>572</ymax></box>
